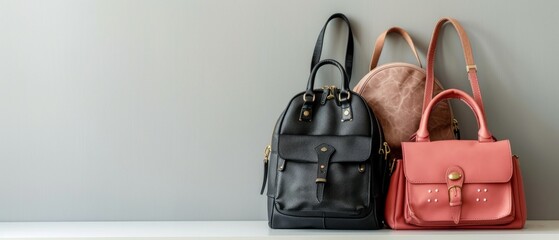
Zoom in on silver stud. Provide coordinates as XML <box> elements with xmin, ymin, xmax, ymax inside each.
<box><xmin>435</xmin><ymin>189</ymin><xmax>439</xmax><ymax>192</ymax></box>
<box><xmin>428</xmin><ymin>189</ymin><xmax>432</xmax><ymax>193</ymax></box>
<box><xmin>484</xmin><ymin>188</ymin><xmax>488</xmax><ymax>192</ymax></box>
<box><xmin>477</xmin><ymin>189</ymin><xmax>481</xmax><ymax>192</ymax></box>
<box><xmin>476</xmin><ymin>198</ymin><xmax>480</xmax><ymax>202</ymax></box>
<box><xmin>427</xmin><ymin>199</ymin><xmax>431</xmax><ymax>203</ymax></box>
<box><xmin>483</xmin><ymin>198</ymin><xmax>487</xmax><ymax>202</ymax></box>
<box><xmin>434</xmin><ymin>199</ymin><xmax>438</xmax><ymax>202</ymax></box>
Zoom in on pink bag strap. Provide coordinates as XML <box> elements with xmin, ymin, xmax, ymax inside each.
<box><xmin>417</xmin><ymin>89</ymin><xmax>493</xmax><ymax>143</ymax></box>
<box><xmin>423</xmin><ymin>18</ymin><xmax>485</xmax><ymax>114</ymax></box>
<box><xmin>369</xmin><ymin>27</ymin><xmax>422</xmax><ymax>70</ymax></box>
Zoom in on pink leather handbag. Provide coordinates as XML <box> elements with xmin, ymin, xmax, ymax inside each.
<box><xmin>384</xmin><ymin>89</ymin><xmax>527</xmax><ymax>229</ymax></box>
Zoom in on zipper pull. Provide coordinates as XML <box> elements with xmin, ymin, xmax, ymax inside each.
<box><xmin>264</xmin><ymin>145</ymin><xmax>271</xmax><ymax>163</ymax></box>
<box><xmin>320</xmin><ymin>86</ymin><xmax>330</xmax><ymax>105</ymax></box>
<box><xmin>330</xmin><ymin>85</ymin><xmax>342</xmax><ymax>106</ymax></box>
<box><xmin>260</xmin><ymin>145</ymin><xmax>272</xmax><ymax>195</ymax></box>
<box><xmin>453</xmin><ymin>118</ymin><xmax>461</xmax><ymax>139</ymax></box>
<box><xmin>389</xmin><ymin>158</ymin><xmax>397</xmax><ymax>173</ymax></box>
<box><xmin>382</xmin><ymin>142</ymin><xmax>391</xmax><ymax>160</ymax></box>
<box><xmin>327</xmin><ymin>85</ymin><xmax>336</xmax><ymax>100</ymax></box>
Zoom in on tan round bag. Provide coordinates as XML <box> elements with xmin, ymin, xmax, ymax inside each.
<box><xmin>354</xmin><ymin>27</ymin><xmax>457</xmax><ymax>158</ymax></box>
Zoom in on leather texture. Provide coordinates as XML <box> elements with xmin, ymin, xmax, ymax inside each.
<box><xmin>265</xmin><ymin>59</ymin><xmax>386</xmax><ymax>229</ymax></box>
<box><xmin>384</xmin><ymin>89</ymin><xmax>527</xmax><ymax>229</ymax></box>
<box><xmin>311</xmin><ymin>13</ymin><xmax>354</xmax><ymax>81</ymax></box>
<box><xmin>353</xmin><ymin>27</ymin><xmax>455</xmax><ymax>158</ymax></box>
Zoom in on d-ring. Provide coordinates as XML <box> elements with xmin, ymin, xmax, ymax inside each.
<box><xmin>303</xmin><ymin>93</ymin><xmax>315</xmax><ymax>102</ymax></box>
<box><xmin>338</xmin><ymin>90</ymin><xmax>351</xmax><ymax>102</ymax></box>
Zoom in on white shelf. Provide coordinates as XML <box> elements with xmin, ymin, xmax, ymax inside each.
<box><xmin>0</xmin><ymin>221</ymin><xmax>557</xmax><ymax>239</ymax></box>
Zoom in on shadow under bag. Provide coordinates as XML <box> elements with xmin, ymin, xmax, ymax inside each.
<box><xmin>262</xmin><ymin>59</ymin><xmax>387</xmax><ymax>229</ymax></box>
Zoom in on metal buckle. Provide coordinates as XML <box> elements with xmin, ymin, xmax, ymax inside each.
<box><xmin>466</xmin><ymin>64</ymin><xmax>477</xmax><ymax>72</ymax></box>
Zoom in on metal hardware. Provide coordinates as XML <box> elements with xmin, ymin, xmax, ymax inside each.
<box><xmin>320</xmin><ymin>164</ymin><xmax>325</xmax><ymax>169</ymax></box>
<box><xmin>452</xmin><ymin>119</ymin><xmax>459</xmax><ymax>128</ymax></box>
<box><xmin>320</xmin><ymin>147</ymin><xmax>327</xmax><ymax>152</ymax></box>
<box><xmin>452</xmin><ymin>118</ymin><xmax>460</xmax><ymax>138</ymax></box>
<box><xmin>303</xmin><ymin>93</ymin><xmax>315</xmax><ymax>102</ymax></box>
<box><xmin>466</xmin><ymin>64</ymin><xmax>477</xmax><ymax>72</ymax></box>
<box><xmin>448</xmin><ymin>185</ymin><xmax>462</xmax><ymax>199</ymax></box>
<box><xmin>263</xmin><ymin>145</ymin><xmax>271</xmax><ymax>164</ymax></box>
<box><xmin>382</xmin><ymin>142</ymin><xmax>391</xmax><ymax>160</ymax></box>
<box><xmin>513</xmin><ymin>154</ymin><xmax>519</xmax><ymax>159</ymax></box>
<box><xmin>358</xmin><ymin>164</ymin><xmax>366</xmax><ymax>173</ymax></box>
<box><xmin>338</xmin><ymin>90</ymin><xmax>351</xmax><ymax>102</ymax></box>
<box><xmin>303</xmin><ymin>110</ymin><xmax>310</xmax><ymax>117</ymax></box>
<box><xmin>315</xmin><ymin>178</ymin><xmax>327</xmax><ymax>183</ymax></box>
<box><xmin>278</xmin><ymin>160</ymin><xmax>285</xmax><ymax>171</ymax></box>
<box><xmin>448</xmin><ymin>172</ymin><xmax>462</xmax><ymax>180</ymax></box>
<box><xmin>343</xmin><ymin>110</ymin><xmax>350</xmax><ymax>116</ymax></box>
<box><xmin>327</xmin><ymin>85</ymin><xmax>336</xmax><ymax>100</ymax></box>
<box><xmin>389</xmin><ymin>158</ymin><xmax>397</xmax><ymax>173</ymax></box>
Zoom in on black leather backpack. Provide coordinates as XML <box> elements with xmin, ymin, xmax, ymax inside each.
<box><xmin>260</xmin><ymin>59</ymin><xmax>388</xmax><ymax>229</ymax></box>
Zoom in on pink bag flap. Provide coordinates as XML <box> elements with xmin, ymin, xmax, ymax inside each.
<box><xmin>403</xmin><ymin>140</ymin><xmax>513</xmax><ymax>184</ymax></box>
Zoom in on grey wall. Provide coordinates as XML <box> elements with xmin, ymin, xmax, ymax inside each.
<box><xmin>0</xmin><ymin>0</ymin><xmax>556</xmax><ymax>221</ymax></box>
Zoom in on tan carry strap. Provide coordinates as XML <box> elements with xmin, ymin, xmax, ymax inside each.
<box><xmin>369</xmin><ymin>27</ymin><xmax>423</xmax><ymax>70</ymax></box>
<box><xmin>423</xmin><ymin>17</ymin><xmax>485</xmax><ymax>114</ymax></box>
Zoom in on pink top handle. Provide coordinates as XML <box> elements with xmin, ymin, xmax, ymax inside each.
<box><xmin>416</xmin><ymin>89</ymin><xmax>493</xmax><ymax>143</ymax></box>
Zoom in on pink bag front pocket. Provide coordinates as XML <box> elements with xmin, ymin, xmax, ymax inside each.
<box><xmin>404</xmin><ymin>183</ymin><xmax>515</xmax><ymax>226</ymax></box>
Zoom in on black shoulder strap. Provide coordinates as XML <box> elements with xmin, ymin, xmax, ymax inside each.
<box><xmin>311</xmin><ymin>13</ymin><xmax>354</xmax><ymax>81</ymax></box>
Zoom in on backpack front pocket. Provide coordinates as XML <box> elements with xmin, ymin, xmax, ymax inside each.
<box><xmin>274</xmin><ymin>135</ymin><xmax>372</xmax><ymax>217</ymax></box>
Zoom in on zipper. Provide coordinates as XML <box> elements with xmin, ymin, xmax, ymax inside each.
<box><xmin>452</xmin><ymin>118</ymin><xmax>460</xmax><ymax>139</ymax></box>
<box><xmin>260</xmin><ymin>145</ymin><xmax>272</xmax><ymax>195</ymax></box>
<box><xmin>374</xmin><ymin>108</ymin><xmax>390</xmax><ymax>160</ymax></box>
<box><xmin>371</xmin><ymin>110</ymin><xmax>384</xmax><ymax>157</ymax></box>
<box><xmin>320</xmin><ymin>85</ymin><xmax>337</xmax><ymax>105</ymax></box>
